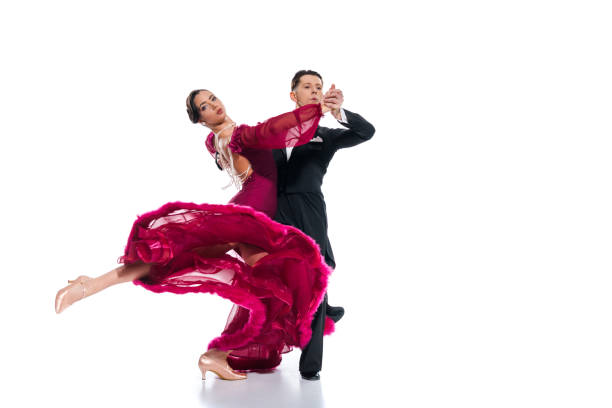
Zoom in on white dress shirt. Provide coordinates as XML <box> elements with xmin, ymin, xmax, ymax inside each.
<box><xmin>286</xmin><ymin>108</ymin><xmax>347</xmax><ymax>160</ymax></box>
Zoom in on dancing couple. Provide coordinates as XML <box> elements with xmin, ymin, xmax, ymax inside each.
<box><xmin>55</xmin><ymin>70</ymin><xmax>375</xmax><ymax>381</ymax></box>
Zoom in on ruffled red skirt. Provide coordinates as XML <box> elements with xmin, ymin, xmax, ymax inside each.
<box><xmin>120</xmin><ymin>201</ymin><xmax>332</xmax><ymax>370</ymax></box>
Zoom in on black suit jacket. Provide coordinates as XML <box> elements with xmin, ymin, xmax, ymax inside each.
<box><xmin>273</xmin><ymin>109</ymin><xmax>375</xmax><ymax>268</ymax></box>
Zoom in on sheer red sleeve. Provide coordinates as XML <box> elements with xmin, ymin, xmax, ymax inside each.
<box><xmin>229</xmin><ymin>104</ymin><xmax>322</xmax><ymax>153</ymax></box>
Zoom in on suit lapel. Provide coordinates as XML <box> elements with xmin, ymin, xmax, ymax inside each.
<box><xmin>287</xmin><ymin>126</ymin><xmax>321</xmax><ymax>162</ymax></box>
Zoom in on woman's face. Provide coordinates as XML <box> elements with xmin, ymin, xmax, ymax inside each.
<box><xmin>193</xmin><ymin>90</ymin><xmax>226</xmax><ymax>126</ymax></box>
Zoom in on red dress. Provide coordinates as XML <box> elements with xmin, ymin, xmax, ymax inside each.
<box><xmin>120</xmin><ymin>104</ymin><xmax>332</xmax><ymax>370</ymax></box>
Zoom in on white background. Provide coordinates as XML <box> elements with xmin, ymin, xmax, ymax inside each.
<box><xmin>1</xmin><ymin>1</ymin><xmax>611</xmax><ymax>407</ymax></box>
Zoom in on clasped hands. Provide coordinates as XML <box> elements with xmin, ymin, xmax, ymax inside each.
<box><xmin>320</xmin><ymin>84</ymin><xmax>344</xmax><ymax>120</ymax></box>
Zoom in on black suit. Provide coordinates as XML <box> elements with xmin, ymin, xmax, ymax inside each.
<box><xmin>273</xmin><ymin>109</ymin><xmax>375</xmax><ymax>375</ymax></box>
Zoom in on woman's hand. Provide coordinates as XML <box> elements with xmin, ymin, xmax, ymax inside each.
<box><xmin>321</xmin><ymin>101</ymin><xmax>332</xmax><ymax>114</ymax></box>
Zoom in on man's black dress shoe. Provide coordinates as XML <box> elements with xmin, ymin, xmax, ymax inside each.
<box><xmin>301</xmin><ymin>372</ymin><xmax>320</xmax><ymax>381</ymax></box>
<box><xmin>326</xmin><ymin>304</ymin><xmax>344</xmax><ymax>323</ymax></box>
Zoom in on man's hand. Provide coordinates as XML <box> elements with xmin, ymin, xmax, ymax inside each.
<box><xmin>323</xmin><ymin>84</ymin><xmax>344</xmax><ymax>120</ymax></box>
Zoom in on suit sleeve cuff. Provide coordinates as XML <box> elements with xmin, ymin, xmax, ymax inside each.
<box><xmin>337</xmin><ymin>108</ymin><xmax>348</xmax><ymax>124</ymax></box>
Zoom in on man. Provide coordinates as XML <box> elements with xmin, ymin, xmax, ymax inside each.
<box><xmin>273</xmin><ymin>70</ymin><xmax>375</xmax><ymax>380</ymax></box>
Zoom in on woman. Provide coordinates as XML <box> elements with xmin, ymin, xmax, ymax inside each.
<box><xmin>55</xmin><ymin>90</ymin><xmax>334</xmax><ymax>381</ymax></box>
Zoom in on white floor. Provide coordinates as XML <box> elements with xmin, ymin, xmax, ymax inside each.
<box><xmin>5</xmin><ymin>280</ymin><xmax>612</xmax><ymax>408</ymax></box>
<box><xmin>5</xmin><ymin>291</ymin><xmax>405</xmax><ymax>408</ymax></box>
<box><xmin>198</xmin><ymin>353</ymin><xmax>328</xmax><ymax>408</ymax></box>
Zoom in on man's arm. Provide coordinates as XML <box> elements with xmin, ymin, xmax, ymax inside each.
<box><xmin>322</xmin><ymin>85</ymin><xmax>375</xmax><ymax>150</ymax></box>
<box><xmin>329</xmin><ymin>109</ymin><xmax>375</xmax><ymax>150</ymax></box>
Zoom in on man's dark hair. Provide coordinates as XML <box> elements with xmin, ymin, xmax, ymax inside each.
<box><xmin>291</xmin><ymin>70</ymin><xmax>323</xmax><ymax>91</ymax></box>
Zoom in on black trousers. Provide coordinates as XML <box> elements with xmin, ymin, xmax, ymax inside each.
<box><xmin>274</xmin><ymin>193</ymin><xmax>334</xmax><ymax>374</ymax></box>
<box><xmin>299</xmin><ymin>293</ymin><xmax>327</xmax><ymax>374</ymax></box>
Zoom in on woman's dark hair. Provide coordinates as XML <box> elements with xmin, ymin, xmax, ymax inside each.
<box><xmin>291</xmin><ymin>70</ymin><xmax>323</xmax><ymax>91</ymax></box>
<box><xmin>186</xmin><ymin>89</ymin><xmax>208</xmax><ymax>123</ymax></box>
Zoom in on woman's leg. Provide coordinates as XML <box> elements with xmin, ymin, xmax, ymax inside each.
<box><xmin>194</xmin><ymin>243</ymin><xmax>267</xmax><ymax>380</ymax></box>
<box><xmin>194</xmin><ymin>242</ymin><xmax>267</xmax><ymax>266</ymax></box>
<box><xmin>191</xmin><ymin>242</ymin><xmax>237</xmax><ymax>258</ymax></box>
<box><xmin>236</xmin><ymin>243</ymin><xmax>268</xmax><ymax>266</ymax></box>
<box><xmin>55</xmin><ymin>263</ymin><xmax>151</xmax><ymax>314</ymax></box>
<box><xmin>191</xmin><ymin>242</ymin><xmax>267</xmax><ymax>380</ymax></box>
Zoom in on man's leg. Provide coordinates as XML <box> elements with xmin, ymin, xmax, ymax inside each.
<box><xmin>300</xmin><ymin>293</ymin><xmax>327</xmax><ymax>379</ymax></box>
<box><xmin>321</xmin><ymin>240</ymin><xmax>344</xmax><ymax>323</ymax></box>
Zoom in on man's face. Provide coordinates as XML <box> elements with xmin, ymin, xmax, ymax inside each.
<box><xmin>291</xmin><ymin>74</ymin><xmax>323</xmax><ymax>107</ymax></box>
